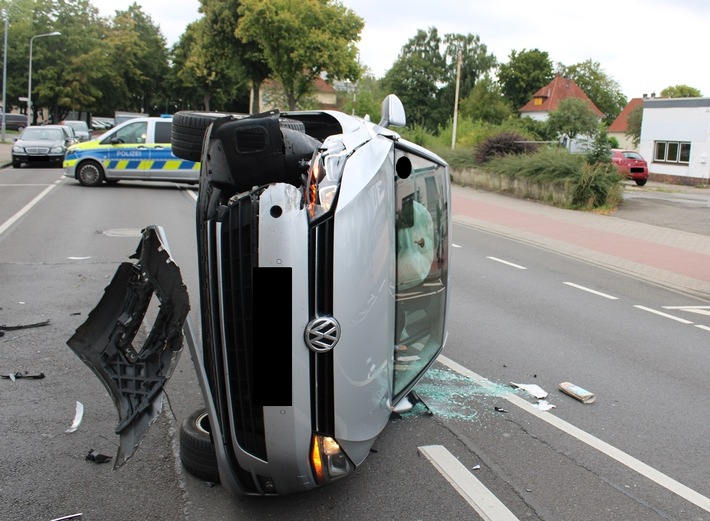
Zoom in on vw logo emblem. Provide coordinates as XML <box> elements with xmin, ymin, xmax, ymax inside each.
<box><xmin>304</xmin><ymin>316</ymin><xmax>341</xmax><ymax>353</ymax></box>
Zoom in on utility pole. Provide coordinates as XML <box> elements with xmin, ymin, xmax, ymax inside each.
<box><xmin>451</xmin><ymin>51</ymin><xmax>462</xmax><ymax>150</ymax></box>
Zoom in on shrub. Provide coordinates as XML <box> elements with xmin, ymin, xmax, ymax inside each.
<box><xmin>475</xmin><ymin>132</ymin><xmax>539</xmax><ymax>164</ymax></box>
<box><xmin>483</xmin><ymin>147</ymin><xmax>623</xmax><ymax>210</ymax></box>
<box><xmin>570</xmin><ymin>162</ymin><xmax>622</xmax><ymax>210</ymax></box>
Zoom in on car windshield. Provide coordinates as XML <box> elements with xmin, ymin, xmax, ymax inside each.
<box><xmin>66</xmin><ymin>121</ymin><xmax>88</xmax><ymax>132</ymax></box>
<box><xmin>21</xmin><ymin>128</ymin><xmax>64</xmax><ymax>140</ymax></box>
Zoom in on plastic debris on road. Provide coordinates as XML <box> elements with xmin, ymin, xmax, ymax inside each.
<box><xmin>559</xmin><ymin>382</ymin><xmax>595</xmax><ymax>403</ymax></box>
<box><xmin>510</xmin><ymin>382</ymin><xmax>548</xmax><ymax>399</ymax></box>
<box><xmin>65</xmin><ymin>401</ymin><xmax>84</xmax><ymax>433</ymax></box>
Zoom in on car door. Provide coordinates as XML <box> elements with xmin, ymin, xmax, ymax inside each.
<box><xmin>104</xmin><ymin>120</ymin><xmax>150</xmax><ymax>180</ymax></box>
<box><xmin>392</xmin><ymin>145</ymin><xmax>450</xmax><ymax>400</ymax></box>
<box><xmin>148</xmin><ymin>120</ymin><xmax>199</xmax><ymax>182</ymax></box>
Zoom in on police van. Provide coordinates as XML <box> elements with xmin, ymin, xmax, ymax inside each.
<box><xmin>63</xmin><ymin>115</ymin><xmax>199</xmax><ymax>186</ymax></box>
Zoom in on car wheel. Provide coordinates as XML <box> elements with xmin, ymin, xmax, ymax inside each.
<box><xmin>179</xmin><ymin>408</ymin><xmax>220</xmax><ymax>483</ymax></box>
<box><xmin>76</xmin><ymin>160</ymin><xmax>105</xmax><ymax>186</ymax></box>
<box><xmin>635</xmin><ymin>179</ymin><xmax>647</xmax><ymax>186</ymax></box>
<box><xmin>172</xmin><ymin>111</ymin><xmax>227</xmax><ymax>163</ymax></box>
<box><xmin>12</xmin><ymin>159</ymin><xmax>21</xmax><ymax>168</ymax></box>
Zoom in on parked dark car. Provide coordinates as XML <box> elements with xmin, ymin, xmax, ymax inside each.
<box><xmin>12</xmin><ymin>125</ymin><xmax>75</xmax><ymax>167</ymax></box>
<box><xmin>67</xmin><ymin>95</ymin><xmax>452</xmax><ymax>496</ymax></box>
<box><xmin>2</xmin><ymin>113</ymin><xmax>28</xmax><ymax>132</ymax></box>
<box><xmin>611</xmin><ymin>149</ymin><xmax>649</xmax><ymax>186</ymax></box>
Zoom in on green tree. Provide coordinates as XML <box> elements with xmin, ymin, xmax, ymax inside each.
<box><xmin>236</xmin><ymin>0</ymin><xmax>363</xmax><ymax>110</ymax></box>
<box><xmin>546</xmin><ymin>97</ymin><xmax>600</xmax><ymax>140</ymax></box>
<box><xmin>108</xmin><ymin>3</ymin><xmax>170</xmax><ymax>114</ymax></box>
<box><xmin>170</xmin><ymin>18</ymin><xmax>245</xmax><ymax>111</ymax></box>
<box><xmin>197</xmin><ymin>0</ymin><xmax>268</xmax><ymax>114</ymax></box>
<box><xmin>382</xmin><ymin>27</ymin><xmax>446</xmax><ymax>130</ymax></box>
<box><xmin>625</xmin><ymin>103</ymin><xmax>643</xmax><ymax>148</ymax></box>
<box><xmin>34</xmin><ymin>0</ymin><xmax>110</xmax><ymax>122</ymax></box>
<box><xmin>341</xmin><ymin>73</ymin><xmax>384</xmax><ymax>120</ymax></box>
<box><xmin>497</xmin><ymin>48</ymin><xmax>554</xmax><ymax>111</ymax></box>
<box><xmin>437</xmin><ymin>32</ymin><xmax>496</xmax><ymax>123</ymax></box>
<box><xmin>660</xmin><ymin>84</ymin><xmax>702</xmax><ymax>98</ymax></box>
<box><xmin>560</xmin><ymin>59</ymin><xmax>626</xmax><ymax>124</ymax></box>
<box><xmin>459</xmin><ymin>75</ymin><xmax>512</xmax><ymax>125</ymax></box>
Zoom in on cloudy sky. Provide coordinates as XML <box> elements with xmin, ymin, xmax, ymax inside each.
<box><xmin>93</xmin><ymin>0</ymin><xmax>710</xmax><ymax>100</ymax></box>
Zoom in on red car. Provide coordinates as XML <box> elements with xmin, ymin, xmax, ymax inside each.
<box><xmin>611</xmin><ymin>149</ymin><xmax>649</xmax><ymax>186</ymax></box>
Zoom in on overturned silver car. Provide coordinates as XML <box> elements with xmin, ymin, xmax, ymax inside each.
<box><xmin>68</xmin><ymin>95</ymin><xmax>451</xmax><ymax>496</ymax></box>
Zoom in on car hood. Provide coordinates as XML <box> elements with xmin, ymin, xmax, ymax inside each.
<box><xmin>15</xmin><ymin>139</ymin><xmax>65</xmax><ymax>147</ymax></box>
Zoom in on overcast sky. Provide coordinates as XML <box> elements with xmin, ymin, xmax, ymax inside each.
<box><xmin>92</xmin><ymin>0</ymin><xmax>710</xmax><ymax>100</ymax></box>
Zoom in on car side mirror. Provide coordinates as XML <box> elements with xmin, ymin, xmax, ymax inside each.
<box><xmin>378</xmin><ymin>94</ymin><xmax>406</xmax><ymax>128</ymax></box>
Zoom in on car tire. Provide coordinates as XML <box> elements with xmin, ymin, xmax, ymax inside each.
<box><xmin>172</xmin><ymin>111</ymin><xmax>227</xmax><ymax>163</ymax></box>
<box><xmin>76</xmin><ymin>160</ymin><xmax>105</xmax><ymax>186</ymax></box>
<box><xmin>635</xmin><ymin>179</ymin><xmax>647</xmax><ymax>186</ymax></box>
<box><xmin>12</xmin><ymin>159</ymin><xmax>21</xmax><ymax>168</ymax></box>
<box><xmin>179</xmin><ymin>408</ymin><xmax>220</xmax><ymax>483</ymax></box>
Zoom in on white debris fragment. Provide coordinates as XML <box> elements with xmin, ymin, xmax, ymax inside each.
<box><xmin>511</xmin><ymin>382</ymin><xmax>548</xmax><ymax>399</ymax></box>
<box><xmin>65</xmin><ymin>401</ymin><xmax>84</xmax><ymax>433</ymax></box>
<box><xmin>533</xmin><ymin>400</ymin><xmax>556</xmax><ymax>411</ymax></box>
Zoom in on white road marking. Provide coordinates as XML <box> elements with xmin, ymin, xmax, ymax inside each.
<box><xmin>695</xmin><ymin>325</ymin><xmax>710</xmax><ymax>332</ymax></box>
<box><xmin>419</xmin><ymin>445</ymin><xmax>519</xmax><ymax>521</ymax></box>
<box><xmin>0</xmin><ymin>183</ymin><xmax>57</xmax><ymax>236</ymax></box>
<box><xmin>453</xmin><ymin>243</ymin><xmax>462</xmax><ymax>248</ymax></box>
<box><xmin>663</xmin><ymin>305</ymin><xmax>710</xmax><ymax>317</ymax></box>
<box><xmin>563</xmin><ymin>282</ymin><xmax>618</xmax><ymax>299</ymax></box>
<box><xmin>487</xmin><ymin>256</ymin><xmax>527</xmax><ymax>270</ymax></box>
<box><xmin>633</xmin><ymin>305</ymin><xmax>694</xmax><ymax>324</ymax></box>
<box><xmin>436</xmin><ymin>355</ymin><xmax>710</xmax><ymax>513</ymax></box>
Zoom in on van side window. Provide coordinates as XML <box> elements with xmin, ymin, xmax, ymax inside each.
<box><xmin>154</xmin><ymin>121</ymin><xmax>172</xmax><ymax>144</ymax></box>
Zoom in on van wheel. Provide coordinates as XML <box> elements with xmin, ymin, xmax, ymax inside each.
<box><xmin>635</xmin><ymin>179</ymin><xmax>647</xmax><ymax>186</ymax></box>
<box><xmin>172</xmin><ymin>111</ymin><xmax>227</xmax><ymax>163</ymax></box>
<box><xmin>77</xmin><ymin>160</ymin><xmax>105</xmax><ymax>186</ymax></box>
<box><xmin>179</xmin><ymin>408</ymin><xmax>220</xmax><ymax>483</ymax></box>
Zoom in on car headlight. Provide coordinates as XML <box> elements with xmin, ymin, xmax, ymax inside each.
<box><xmin>310</xmin><ymin>434</ymin><xmax>354</xmax><ymax>485</ymax></box>
<box><xmin>305</xmin><ymin>143</ymin><xmax>347</xmax><ymax>223</ymax></box>
<box><xmin>12</xmin><ymin>145</ymin><xmax>24</xmax><ymax>153</ymax></box>
<box><xmin>50</xmin><ymin>145</ymin><xmax>65</xmax><ymax>154</ymax></box>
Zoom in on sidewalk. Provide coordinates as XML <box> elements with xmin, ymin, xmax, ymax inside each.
<box><xmin>2</xmin><ymin>139</ymin><xmax>708</xmax><ymax>299</ymax></box>
<box><xmin>452</xmin><ymin>184</ymin><xmax>710</xmax><ymax>299</ymax></box>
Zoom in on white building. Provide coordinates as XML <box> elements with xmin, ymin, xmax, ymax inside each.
<box><xmin>639</xmin><ymin>97</ymin><xmax>710</xmax><ymax>185</ymax></box>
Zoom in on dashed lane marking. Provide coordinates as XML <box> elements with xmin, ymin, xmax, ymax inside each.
<box><xmin>563</xmin><ymin>282</ymin><xmax>618</xmax><ymax>299</ymax></box>
<box><xmin>487</xmin><ymin>256</ymin><xmax>527</xmax><ymax>270</ymax></box>
<box><xmin>419</xmin><ymin>445</ymin><xmax>519</xmax><ymax>521</ymax></box>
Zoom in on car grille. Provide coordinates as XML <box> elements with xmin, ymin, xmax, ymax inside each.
<box><xmin>214</xmin><ymin>193</ymin><xmax>269</xmax><ymax>461</ymax></box>
<box><xmin>26</xmin><ymin>147</ymin><xmax>50</xmax><ymax>154</ymax></box>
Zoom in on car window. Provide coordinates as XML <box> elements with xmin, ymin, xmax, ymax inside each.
<box><xmin>622</xmin><ymin>151</ymin><xmax>643</xmax><ymax>160</ymax></box>
<box><xmin>109</xmin><ymin>121</ymin><xmax>148</xmax><ymax>145</ymax></box>
<box><xmin>154</xmin><ymin>121</ymin><xmax>172</xmax><ymax>143</ymax></box>
<box><xmin>393</xmin><ymin>149</ymin><xmax>449</xmax><ymax>400</ymax></box>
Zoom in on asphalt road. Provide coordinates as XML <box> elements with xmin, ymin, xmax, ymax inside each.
<box><xmin>612</xmin><ymin>181</ymin><xmax>710</xmax><ymax>235</ymax></box>
<box><xmin>2</xmin><ymin>170</ymin><xmax>709</xmax><ymax>521</ymax></box>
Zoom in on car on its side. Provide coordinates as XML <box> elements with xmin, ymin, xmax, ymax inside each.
<box><xmin>611</xmin><ymin>149</ymin><xmax>649</xmax><ymax>186</ymax></box>
<box><xmin>12</xmin><ymin>125</ymin><xmax>75</xmax><ymax>168</ymax></box>
<box><xmin>63</xmin><ymin>116</ymin><xmax>199</xmax><ymax>186</ymax></box>
<box><xmin>61</xmin><ymin>120</ymin><xmax>92</xmax><ymax>142</ymax></box>
<box><xmin>67</xmin><ymin>95</ymin><xmax>452</xmax><ymax>496</ymax></box>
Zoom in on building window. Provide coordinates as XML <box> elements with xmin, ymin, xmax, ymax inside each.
<box><xmin>653</xmin><ymin>141</ymin><xmax>691</xmax><ymax>164</ymax></box>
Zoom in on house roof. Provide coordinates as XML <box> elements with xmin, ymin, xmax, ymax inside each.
<box><xmin>608</xmin><ymin>97</ymin><xmax>643</xmax><ymax>133</ymax></box>
<box><xmin>519</xmin><ymin>74</ymin><xmax>605</xmax><ymax>118</ymax></box>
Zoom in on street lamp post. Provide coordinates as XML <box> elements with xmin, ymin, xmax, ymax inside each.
<box><xmin>27</xmin><ymin>31</ymin><xmax>60</xmax><ymax>127</ymax></box>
